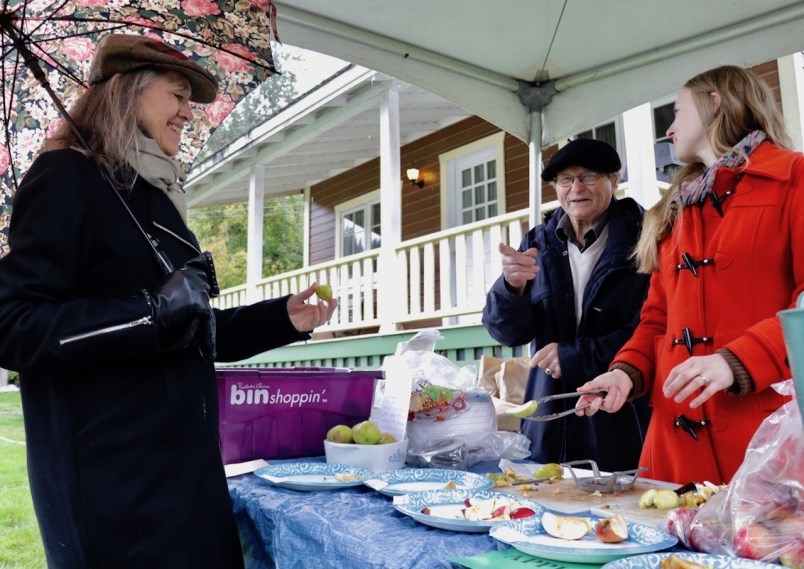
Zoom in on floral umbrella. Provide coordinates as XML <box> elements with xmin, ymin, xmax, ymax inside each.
<box><xmin>0</xmin><ymin>0</ymin><xmax>282</xmax><ymax>256</ymax></box>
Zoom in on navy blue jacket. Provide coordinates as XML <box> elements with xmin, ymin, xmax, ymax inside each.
<box><xmin>483</xmin><ymin>197</ymin><xmax>651</xmax><ymax>472</ymax></box>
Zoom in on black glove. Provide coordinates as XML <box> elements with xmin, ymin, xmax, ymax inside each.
<box><xmin>145</xmin><ymin>254</ymin><xmax>216</xmax><ymax>360</ymax></box>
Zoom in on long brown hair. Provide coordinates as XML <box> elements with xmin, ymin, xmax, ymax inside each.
<box><xmin>634</xmin><ymin>65</ymin><xmax>792</xmax><ymax>273</ymax></box>
<box><xmin>43</xmin><ymin>69</ymin><xmax>158</xmax><ymax>187</ymax></box>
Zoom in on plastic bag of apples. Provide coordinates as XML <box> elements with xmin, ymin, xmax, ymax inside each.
<box><xmin>665</xmin><ymin>380</ymin><xmax>803</xmax><ymax>568</ymax></box>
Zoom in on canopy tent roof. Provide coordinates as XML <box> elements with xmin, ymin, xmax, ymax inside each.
<box><xmin>273</xmin><ymin>0</ymin><xmax>804</xmax><ymax>146</ymax></box>
<box><xmin>186</xmin><ymin>1</ymin><xmax>804</xmax><ymax>209</ymax></box>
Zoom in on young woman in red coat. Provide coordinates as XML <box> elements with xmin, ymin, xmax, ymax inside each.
<box><xmin>576</xmin><ymin>65</ymin><xmax>802</xmax><ymax>485</ymax></box>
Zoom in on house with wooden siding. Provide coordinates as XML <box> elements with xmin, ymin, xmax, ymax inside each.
<box><xmin>185</xmin><ymin>54</ymin><xmax>804</xmax><ymax>370</ymax></box>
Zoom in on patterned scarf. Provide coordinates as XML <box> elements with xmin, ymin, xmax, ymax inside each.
<box><xmin>125</xmin><ymin>132</ymin><xmax>187</xmax><ymax>222</ymax></box>
<box><xmin>677</xmin><ymin>130</ymin><xmax>766</xmax><ymax>207</ymax></box>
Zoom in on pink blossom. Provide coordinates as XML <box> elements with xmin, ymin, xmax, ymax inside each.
<box><xmin>204</xmin><ymin>94</ymin><xmax>235</xmax><ymax>128</ymax></box>
<box><xmin>74</xmin><ymin>0</ymin><xmax>107</xmax><ymax>6</ymax></box>
<box><xmin>61</xmin><ymin>37</ymin><xmax>95</xmax><ymax>63</ymax></box>
<box><xmin>216</xmin><ymin>44</ymin><xmax>255</xmax><ymax>73</ymax></box>
<box><xmin>0</xmin><ymin>146</ymin><xmax>9</xmax><ymax>175</ymax></box>
<box><xmin>181</xmin><ymin>0</ymin><xmax>221</xmax><ymax>18</ymax></box>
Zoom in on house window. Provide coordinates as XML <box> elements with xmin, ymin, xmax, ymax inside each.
<box><xmin>652</xmin><ymin>100</ymin><xmax>681</xmax><ymax>183</ymax></box>
<box><xmin>576</xmin><ymin>122</ymin><xmax>617</xmax><ymax>149</ymax></box>
<box><xmin>439</xmin><ymin>131</ymin><xmax>506</xmax><ymax>230</ymax></box>
<box><xmin>459</xmin><ymin>156</ymin><xmax>498</xmax><ymax>224</ymax></box>
<box><xmin>574</xmin><ymin>119</ymin><xmax>627</xmax><ymax>182</ymax></box>
<box><xmin>338</xmin><ymin>197</ymin><xmax>381</xmax><ymax>257</ymax></box>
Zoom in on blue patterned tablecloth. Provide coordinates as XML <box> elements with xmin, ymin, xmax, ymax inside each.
<box><xmin>228</xmin><ymin>460</ymin><xmax>508</xmax><ymax>569</ymax></box>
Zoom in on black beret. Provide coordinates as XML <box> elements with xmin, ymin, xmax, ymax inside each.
<box><xmin>89</xmin><ymin>34</ymin><xmax>218</xmax><ymax>104</ymax></box>
<box><xmin>541</xmin><ymin>138</ymin><xmax>621</xmax><ymax>181</ymax></box>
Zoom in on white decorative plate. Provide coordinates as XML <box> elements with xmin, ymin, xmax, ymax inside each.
<box><xmin>253</xmin><ymin>462</ymin><xmax>370</xmax><ymax>491</ymax></box>
<box><xmin>490</xmin><ymin>513</ymin><xmax>678</xmax><ymax>564</ymax></box>
<box><xmin>602</xmin><ymin>551</ymin><xmax>782</xmax><ymax>568</ymax></box>
<box><xmin>364</xmin><ymin>468</ymin><xmax>494</xmax><ymax>496</ymax></box>
<box><xmin>392</xmin><ymin>489</ymin><xmax>544</xmax><ymax>533</ymax></box>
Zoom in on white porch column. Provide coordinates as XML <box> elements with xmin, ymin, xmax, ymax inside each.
<box><xmin>528</xmin><ymin>111</ymin><xmax>544</xmax><ymax>229</ymax></box>
<box><xmin>779</xmin><ymin>53</ymin><xmax>804</xmax><ymax>152</ymax></box>
<box><xmin>622</xmin><ymin>103</ymin><xmax>661</xmax><ymax>209</ymax></box>
<box><xmin>246</xmin><ymin>164</ymin><xmax>265</xmax><ymax>304</ymax></box>
<box><xmin>377</xmin><ymin>89</ymin><xmax>402</xmax><ymax>333</ymax></box>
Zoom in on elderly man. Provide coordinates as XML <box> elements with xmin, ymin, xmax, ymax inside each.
<box><xmin>483</xmin><ymin>138</ymin><xmax>651</xmax><ymax>472</ymax></box>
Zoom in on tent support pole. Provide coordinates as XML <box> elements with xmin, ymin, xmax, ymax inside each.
<box><xmin>518</xmin><ymin>82</ymin><xmax>555</xmax><ymax>227</ymax></box>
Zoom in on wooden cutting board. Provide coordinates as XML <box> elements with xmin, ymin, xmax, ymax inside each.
<box><xmin>496</xmin><ymin>476</ymin><xmax>679</xmax><ymax>527</ymax></box>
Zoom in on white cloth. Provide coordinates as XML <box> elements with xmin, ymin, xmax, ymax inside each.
<box><xmin>567</xmin><ymin>224</ymin><xmax>610</xmax><ymax>328</ymax></box>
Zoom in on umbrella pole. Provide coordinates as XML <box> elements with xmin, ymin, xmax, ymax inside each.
<box><xmin>7</xmin><ymin>26</ymin><xmax>175</xmax><ymax>276</ymax></box>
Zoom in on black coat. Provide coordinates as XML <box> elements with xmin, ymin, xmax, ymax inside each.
<box><xmin>0</xmin><ymin>149</ymin><xmax>307</xmax><ymax>568</ymax></box>
<box><xmin>482</xmin><ymin>198</ymin><xmax>652</xmax><ymax>472</ymax></box>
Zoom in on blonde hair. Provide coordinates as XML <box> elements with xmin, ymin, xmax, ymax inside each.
<box><xmin>43</xmin><ymin>69</ymin><xmax>159</xmax><ymax>188</ymax></box>
<box><xmin>634</xmin><ymin>65</ymin><xmax>792</xmax><ymax>273</ymax></box>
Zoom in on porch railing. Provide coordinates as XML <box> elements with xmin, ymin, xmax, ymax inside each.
<box><xmin>211</xmin><ymin>204</ymin><xmax>559</xmax><ymax>334</ymax></box>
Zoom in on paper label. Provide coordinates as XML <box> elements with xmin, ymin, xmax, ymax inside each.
<box><xmin>375</xmin><ymin>355</ymin><xmax>413</xmax><ymax>441</ymax></box>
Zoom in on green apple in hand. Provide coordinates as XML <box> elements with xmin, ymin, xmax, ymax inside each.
<box><xmin>315</xmin><ymin>284</ymin><xmax>333</xmax><ymax>301</ymax></box>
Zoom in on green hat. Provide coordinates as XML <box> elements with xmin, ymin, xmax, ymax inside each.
<box><xmin>89</xmin><ymin>34</ymin><xmax>218</xmax><ymax>103</ymax></box>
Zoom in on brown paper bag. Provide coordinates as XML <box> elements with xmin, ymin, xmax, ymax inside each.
<box><xmin>478</xmin><ymin>355</ymin><xmax>504</xmax><ymax>397</ymax></box>
<box><xmin>478</xmin><ymin>355</ymin><xmax>531</xmax><ymax>431</ymax></box>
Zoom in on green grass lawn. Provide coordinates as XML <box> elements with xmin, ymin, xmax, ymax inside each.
<box><xmin>0</xmin><ymin>391</ymin><xmax>46</xmax><ymax>568</ymax></box>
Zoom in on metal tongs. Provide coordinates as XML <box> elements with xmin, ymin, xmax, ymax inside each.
<box><xmin>516</xmin><ymin>389</ymin><xmax>608</xmax><ymax>422</ymax></box>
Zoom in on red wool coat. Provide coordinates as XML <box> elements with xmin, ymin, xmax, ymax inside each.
<box><xmin>614</xmin><ymin>142</ymin><xmax>803</xmax><ymax>485</ymax></box>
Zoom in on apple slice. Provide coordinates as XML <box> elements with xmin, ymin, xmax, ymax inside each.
<box><xmin>490</xmin><ymin>504</ymin><xmax>510</xmax><ymax>519</ymax></box>
<box><xmin>510</xmin><ymin>507</ymin><xmax>537</xmax><ymax>519</ymax></box>
<box><xmin>594</xmin><ymin>514</ymin><xmax>629</xmax><ymax>543</ymax></box>
<box><xmin>541</xmin><ymin>512</ymin><xmax>591</xmax><ymax>540</ymax></box>
<box><xmin>463</xmin><ymin>498</ymin><xmax>495</xmax><ymax>521</ymax></box>
<box><xmin>506</xmin><ymin>400</ymin><xmax>538</xmax><ymax>417</ymax></box>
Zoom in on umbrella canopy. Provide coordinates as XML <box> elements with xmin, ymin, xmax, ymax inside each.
<box><xmin>0</xmin><ymin>0</ymin><xmax>280</xmax><ymax>254</ymax></box>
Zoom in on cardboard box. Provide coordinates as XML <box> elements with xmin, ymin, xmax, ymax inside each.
<box><xmin>216</xmin><ymin>367</ymin><xmax>382</xmax><ymax>463</ymax></box>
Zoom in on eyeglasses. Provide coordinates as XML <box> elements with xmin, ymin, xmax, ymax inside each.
<box><xmin>554</xmin><ymin>172</ymin><xmax>606</xmax><ymax>188</ymax></box>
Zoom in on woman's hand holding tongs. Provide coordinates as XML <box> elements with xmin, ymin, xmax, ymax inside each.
<box><xmin>575</xmin><ymin>369</ymin><xmax>634</xmax><ymax>416</ymax></box>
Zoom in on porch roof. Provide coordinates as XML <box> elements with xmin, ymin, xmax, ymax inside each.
<box><xmin>185</xmin><ymin>65</ymin><xmax>472</xmax><ymax>208</ymax></box>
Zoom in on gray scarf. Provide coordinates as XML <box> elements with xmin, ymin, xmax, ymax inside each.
<box><xmin>677</xmin><ymin>130</ymin><xmax>766</xmax><ymax>207</ymax></box>
<box><xmin>126</xmin><ymin>132</ymin><xmax>187</xmax><ymax>223</ymax></box>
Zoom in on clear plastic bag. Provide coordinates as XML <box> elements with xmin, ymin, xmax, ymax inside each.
<box><xmin>405</xmin><ymin>430</ymin><xmax>531</xmax><ymax>470</ymax></box>
<box><xmin>383</xmin><ymin>329</ymin><xmax>478</xmax><ymax>422</ymax></box>
<box><xmin>381</xmin><ymin>329</ymin><xmax>531</xmax><ymax>469</ymax></box>
<box><xmin>665</xmin><ymin>380</ymin><xmax>804</xmax><ymax>566</ymax></box>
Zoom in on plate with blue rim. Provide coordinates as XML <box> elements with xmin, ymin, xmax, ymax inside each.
<box><xmin>601</xmin><ymin>551</ymin><xmax>782</xmax><ymax>568</ymax></box>
<box><xmin>253</xmin><ymin>462</ymin><xmax>370</xmax><ymax>491</ymax></box>
<box><xmin>364</xmin><ymin>468</ymin><xmax>494</xmax><ymax>496</ymax></box>
<box><xmin>392</xmin><ymin>489</ymin><xmax>544</xmax><ymax>533</ymax></box>
<box><xmin>490</xmin><ymin>513</ymin><xmax>678</xmax><ymax>564</ymax></box>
